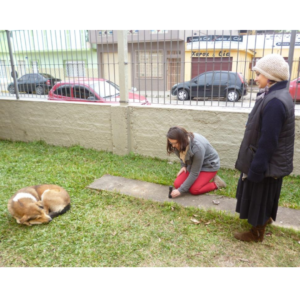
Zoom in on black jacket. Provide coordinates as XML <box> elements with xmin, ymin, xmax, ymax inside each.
<box><xmin>235</xmin><ymin>81</ymin><xmax>295</xmax><ymax>182</ymax></box>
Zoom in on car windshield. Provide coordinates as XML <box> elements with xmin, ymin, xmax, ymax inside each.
<box><xmin>87</xmin><ymin>80</ymin><xmax>120</xmax><ymax>98</ymax></box>
<box><xmin>40</xmin><ymin>73</ymin><xmax>54</xmax><ymax>78</ymax></box>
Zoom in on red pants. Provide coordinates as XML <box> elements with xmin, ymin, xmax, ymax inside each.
<box><xmin>174</xmin><ymin>171</ymin><xmax>218</xmax><ymax>195</ymax></box>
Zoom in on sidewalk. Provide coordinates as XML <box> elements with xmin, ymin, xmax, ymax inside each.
<box><xmin>88</xmin><ymin>175</ymin><xmax>300</xmax><ymax>231</ymax></box>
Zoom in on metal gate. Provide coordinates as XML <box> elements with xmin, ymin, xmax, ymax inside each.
<box><xmin>0</xmin><ymin>30</ymin><xmax>299</xmax><ymax>109</ymax></box>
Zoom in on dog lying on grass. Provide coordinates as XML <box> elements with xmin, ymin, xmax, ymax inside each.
<box><xmin>8</xmin><ymin>184</ymin><xmax>71</xmax><ymax>226</ymax></box>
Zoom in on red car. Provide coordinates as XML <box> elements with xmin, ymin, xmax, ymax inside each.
<box><xmin>48</xmin><ymin>78</ymin><xmax>149</xmax><ymax>104</ymax></box>
<box><xmin>289</xmin><ymin>77</ymin><xmax>300</xmax><ymax>101</ymax></box>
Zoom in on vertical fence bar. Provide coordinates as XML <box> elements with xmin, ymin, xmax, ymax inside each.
<box><xmin>163</xmin><ymin>30</ymin><xmax>166</xmax><ymax>104</ymax></box>
<box><xmin>157</xmin><ymin>31</ymin><xmax>159</xmax><ymax>104</ymax></box>
<box><xmin>242</xmin><ymin>30</ymin><xmax>249</xmax><ymax>107</ymax></box>
<box><xmin>111</xmin><ymin>30</ymin><xmax>117</xmax><ymax>98</ymax></box>
<box><xmin>117</xmin><ymin>30</ymin><xmax>128</xmax><ymax>103</ymax></box>
<box><xmin>143</xmin><ymin>30</ymin><xmax>146</xmax><ymax>100</ymax></box>
<box><xmin>6</xmin><ymin>30</ymin><xmax>19</xmax><ymax>99</ymax></box>
<box><xmin>105</xmin><ymin>31</ymin><xmax>111</xmax><ymax>97</ymax></box>
<box><xmin>150</xmin><ymin>30</ymin><xmax>153</xmax><ymax>102</ymax></box>
<box><xmin>217</xmin><ymin>30</ymin><xmax>225</xmax><ymax>106</ymax></box>
<box><xmin>182</xmin><ymin>30</ymin><xmax>186</xmax><ymax>106</ymax></box>
<box><xmin>226</xmin><ymin>30</ymin><xmax>233</xmax><ymax>106</ymax></box>
<box><xmin>287</xmin><ymin>30</ymin><xmax>297</xmax><ymax>89</ymax></box>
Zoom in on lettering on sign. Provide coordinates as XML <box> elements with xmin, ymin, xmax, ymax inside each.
<box><xmin>219</xmin><ymin>51</ymin><xmax>230</xmax><ymax>57</ymax></box>
<box><xmin>187</xmin><ymin>35</ymin><xmax>243</xmax><ymax>43</ymax></box>
<box><xmin>192</xmin><ymin>51</ymin><xmax>209</xmax><ymax>57</ymax></box>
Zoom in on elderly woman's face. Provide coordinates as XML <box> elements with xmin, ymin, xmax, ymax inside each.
<box><xmin>255</xmin><ymin>72</ymin><xmax>269</xmax><ymax>89</ymax></box>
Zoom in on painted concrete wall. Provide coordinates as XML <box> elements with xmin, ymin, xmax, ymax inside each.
<box><xmin>0</xmin><ymin>98</ymin><xmax>299</xmax><ymax>176</ymax></box>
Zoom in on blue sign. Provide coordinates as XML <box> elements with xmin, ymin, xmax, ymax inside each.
<box><xmin>276</xmin><ymin>42</ymin><xmax>300</xmax><ymax>46</ymax></box>
<box><xmin>187</xmin><ymin>35</ymin><xmax>243</xmax><ymax>43</ymax></box>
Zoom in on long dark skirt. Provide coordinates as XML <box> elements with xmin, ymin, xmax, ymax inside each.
<box><xmin>236</xmin><ymin>173</ymin><xmax>283</xmax><ymax>227</ymax></box>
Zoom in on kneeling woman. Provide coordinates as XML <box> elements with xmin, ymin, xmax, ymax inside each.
<box><xmin>167</xmin><ymin>126</ymin><xmax>226</xmax><ymax>198</ymax></box>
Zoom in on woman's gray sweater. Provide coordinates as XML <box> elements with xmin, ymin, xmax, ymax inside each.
<box><xmin>174</xmin><ymin>133</ymin><xmax>220</xmax><ymax>193</ymax></box>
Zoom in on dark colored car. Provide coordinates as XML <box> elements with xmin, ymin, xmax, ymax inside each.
<box><xmin>7</xmin><ymin>73</ymin><xmax>61</xmax><ymax>95</ymax></box>
<box><xmin>48</xmin><ymin>78</ymin><xmax>149</xmax><ymax>105</ymax></box>
<box><xmin>171</xmin><ymin>71</ymin><xmax>248</xmax><ymax>102</ymax></box>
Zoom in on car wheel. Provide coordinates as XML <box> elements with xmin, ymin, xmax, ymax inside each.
<box><xmin>8</xmin><ymin>86</ymin><xmax>15</xmax><ymax>94</ymax></box>
<box><xmin>227</xmin><ymin>90</ymin><xmax>239</xmax><ymax>102</ymax></box>
<box><xmin>36</xmin><ymin>86</ymin><xmax>45</xmax><ymax>95</ymax></box>
<box><xmin>177</xmin><ymin>89</ymin><xmax>189</xmax><ymax>101</ymax></box>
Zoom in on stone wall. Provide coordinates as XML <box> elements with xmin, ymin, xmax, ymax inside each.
<box><xmin>0</xmin><ymin>98</ymin><xmax>299</xmax><ymax>175</ymax></box>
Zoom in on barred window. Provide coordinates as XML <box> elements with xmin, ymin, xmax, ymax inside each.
<box><xmin>136</xmin><ymin>51</ymin><xmax>163</xmax><ymax>78</ymax></box>
<box><xmin>66</xmin><ymin>61</ymin><xmax>85</xmax><ymax>77</ymax></box>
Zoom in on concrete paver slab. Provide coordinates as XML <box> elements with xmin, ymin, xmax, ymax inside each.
<box><xmin>88</xmin><ymin>174</ymin><xmax>300</xmax><ymax>231</ymax></box>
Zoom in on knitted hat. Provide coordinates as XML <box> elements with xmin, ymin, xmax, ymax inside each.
<box><xmin>253</xmin><ymin>54</ymin><xmax>289</xmax><ymax>81</ymax></box>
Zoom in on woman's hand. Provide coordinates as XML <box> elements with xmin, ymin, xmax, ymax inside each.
<box><xmin>177</xmin><ymin>167</ymin><xmax>187</xmax><ymax>177</ymax></box>
<box><xmin>171</xmin><ymin>189</ymin><xmax>181</xmax><ymax>198</ymax></box>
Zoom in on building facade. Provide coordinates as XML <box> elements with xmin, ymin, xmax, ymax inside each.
<box><xmin>88</xmin><ymin>30</ymin><xmax>239</xmax><ymax>91</ymax></box>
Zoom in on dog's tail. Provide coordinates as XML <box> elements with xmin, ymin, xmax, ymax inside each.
<box><xmin>49</xmin><ymin>203</ymin><xmax>71</xmax><ymax>219</ymax></box>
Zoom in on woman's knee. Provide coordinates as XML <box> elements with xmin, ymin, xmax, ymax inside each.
<box><xmin>174</xmin><ymin>179</ymin><xmax>180</xmax><ymax>189</ymax></box>
<box><xmin>189</xmin><ymin>187</ymin><xmax>200</xmax><ymax>195</ymax></box>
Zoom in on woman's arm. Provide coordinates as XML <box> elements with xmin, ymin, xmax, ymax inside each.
<box><xmin>177</xmin><ymin>147</ymin><xmax>205</xmax><ymax>193</ymax></box>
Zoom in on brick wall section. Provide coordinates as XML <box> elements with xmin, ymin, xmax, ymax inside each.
<box><xmin>0</xmin><ymin>98</ymin><xmax>299</xmax><ymax>175</ymax></box>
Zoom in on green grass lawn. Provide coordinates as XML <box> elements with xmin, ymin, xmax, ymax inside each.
<box><xmin>0</xmin><ymin>140</ymin><xmax>300</xmax><ymax>267</ymax></box>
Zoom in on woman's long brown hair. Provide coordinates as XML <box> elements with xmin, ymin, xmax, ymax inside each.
<box><xmin>166</xmin><ymin>126</ymin><xmax>194</xmax><ymax>154</ymax></box>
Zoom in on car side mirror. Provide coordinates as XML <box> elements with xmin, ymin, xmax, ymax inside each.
<box><xmin>88</xmin><ymin>96</ymin><xmax>97</xmax><ymax>101</ymax></box>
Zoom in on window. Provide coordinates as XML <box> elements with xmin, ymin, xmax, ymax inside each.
<box><xmin>230</xmin><ymin>73</ymin><xmax>239</xmax><ymax>83</ymax></box>
<box><xmin>40</xmin><ymin>73</ymin><xmax>54</xmax><ymax>79</ymax></box>
<box><xmin>88</xmin><ymin>81</ymin><xmax>119</xmax><ymax>98</ymax></box>
<box><xmin>167</xmin><ymin>51</ymin><xmax>181</xmax><ymax>55</ymax></box>
<box><xmin>19</xmin><ymin>74</ymin><xmax>29</xmax><ymax>81</ymax></box>
<box><xmin>198</xmin><ymin>73</ymin><xmax>213</xmax><ymax>84</ymax></box>
<box><xmin>54</xmin><ymin>85</ymin><xmax>71</xmax><ymax>97</ymax></box>
<box><xmin>73</xmin><ymin>85</ymin><xmax>93</xmax><ymax>99</ymax></box>
<box><xmin>212</xmin><ymin>72</ymin><xmax>231</xmax><ymax>85</ymax></box>
<box><xmin>66</xmin><ymin>61</ymin><xmax>85</xmax><ymax>77</ymax></box>
<box><xmin>136</xmin><ymin>51</ymin><xmax>163</xmax><ymax>78</ymax></box>
<box><xmin>28</xmin><ymin>74</ymin><xmax>39</xmax><ymax>81</ymax></box>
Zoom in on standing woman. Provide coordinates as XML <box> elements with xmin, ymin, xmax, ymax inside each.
<box><xmin>167</xmin><ymin>126</ymin><xmax>226</xmax><ymax>198</ymax></box>
<box><xmin>234</xmin><ymin>54</ymin><xmax>295</xmax><ymax>242</ymax></box>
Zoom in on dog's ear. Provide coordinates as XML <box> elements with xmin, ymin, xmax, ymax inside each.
<box><xmin>19</xmin><ymin>215</ymin><xmax>32</xmax><ymax>226</ymax></box>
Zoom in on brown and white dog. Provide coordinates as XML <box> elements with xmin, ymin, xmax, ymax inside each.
<box><xmin>8</xmin><ymin>184</ymin><xmax>71</xmax><ymax>226</ymax></box>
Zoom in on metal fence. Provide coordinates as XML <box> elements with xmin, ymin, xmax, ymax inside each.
<box><xmin>0</xmin><ymin>30</ymin><xmax>299</xmax><ymax>109</ymax></box>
